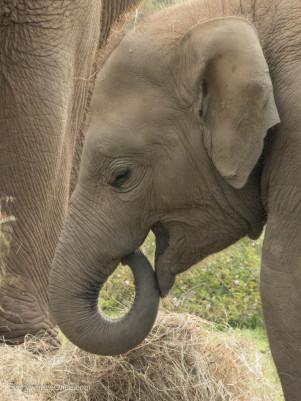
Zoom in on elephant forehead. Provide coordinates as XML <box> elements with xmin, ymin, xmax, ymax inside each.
<box><xmin>101</xmin><ymin>29</ymin><xmax>172</xmax><ymax>90</ymax></box>
<box><xmin>87</xmin><ymin>114</ymin><xmax>167</xmax><ymax>158</ymax></box>
<box><xmin>90</xmin><ymin>73</ymin><xmax>174</xmax><ymax>135</ymax></box>
<box><xmin>86</xmin><ymin>94</ymin><xmax>179</xmax><ymax>161</ymax></box>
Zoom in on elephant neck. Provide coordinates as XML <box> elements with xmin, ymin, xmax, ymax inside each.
<box><xmin>214</xmin><ymin>163</ymin><xmax>266</xmax><ymax>241</ymax></box>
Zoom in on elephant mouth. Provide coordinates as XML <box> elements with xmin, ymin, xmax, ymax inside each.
<box><xmin>152</xmin><ymin>223</ymin><xmax>170</xmax><ymax>260</ymax></box>
<box><xmin>152</xmin><ymin>223</ymin><xmax>178</xmax><ymax>297</ymax></box>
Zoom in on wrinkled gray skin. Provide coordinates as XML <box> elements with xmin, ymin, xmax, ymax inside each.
<box><xmin>0</xmin><ymin>0</ymin><xmax>140</xmax><ymax>345</ymax></box>
<box><xmin>49</xmin><ymin>0</ymin><xmax>301</xmax><ymax>399</ymax></box>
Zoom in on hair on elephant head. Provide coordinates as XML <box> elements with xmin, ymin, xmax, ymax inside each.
<box><xmin>49</xmin><ymin>11</ymin><xmax>279</xmax><ymax>356</ymax></box>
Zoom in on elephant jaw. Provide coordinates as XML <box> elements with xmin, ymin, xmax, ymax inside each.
<box><xmin>152</xmin><ymin>219</ymin><xmax>240</xmax><ymax>297</ymax></box>
<box><xmin>154</xmin><ymin>244</ymin><xmax>192</xmax><ymax>297</ymax></box>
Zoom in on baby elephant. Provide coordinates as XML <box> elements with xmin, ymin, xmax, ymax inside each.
<box><xmin>49</xmin><ymin>1</ymin><xmax>301</xmax><ymax>400</ymax></box>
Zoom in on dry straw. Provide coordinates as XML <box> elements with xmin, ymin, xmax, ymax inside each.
<box><xmin>0</xmin><ymin>312</ymin><xmax>278</xmax><ymax>401</ymax></box>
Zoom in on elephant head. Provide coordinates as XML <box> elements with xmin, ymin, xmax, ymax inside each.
<box><xmin>49</xmin><ymin>16</ymin><xmax>279</xmax><ymax>355</ymax></box>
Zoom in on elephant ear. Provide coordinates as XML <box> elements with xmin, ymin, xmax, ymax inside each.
<box><xmin>176</xmin><ymin>17</ymin><xmax>280</xmax><ymax>189</ymax></box>
<box><xmin>206</xmin><ymin>88</ymin><xmax>280</xmax><ymax>189</ymax></box>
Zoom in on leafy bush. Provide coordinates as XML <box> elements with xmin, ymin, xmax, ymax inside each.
<box><xmin>101</xmin><ymin>234</ymin><xmax>264</xmax><ymax>330</ymax></box>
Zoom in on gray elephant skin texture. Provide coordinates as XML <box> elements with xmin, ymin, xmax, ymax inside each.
<box><xmin>49</xmin><ymin>1</ymin><xmax>301</xmax><ymax>401</ymax></box>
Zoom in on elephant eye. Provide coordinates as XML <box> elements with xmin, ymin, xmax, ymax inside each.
<box><xmin>111</xmin><ymin>167</ymin><xmax>131</xmax><ymax>188</ymax></box>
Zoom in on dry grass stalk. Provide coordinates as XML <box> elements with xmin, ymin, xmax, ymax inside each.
<box><xmin>0</xmin><ymin>312</ymin><xmax>278</xmax><ymax>401</ymax></box>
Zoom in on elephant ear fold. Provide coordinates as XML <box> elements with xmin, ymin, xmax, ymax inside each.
<box><xmin>263</xmin><ymin>92</ymin><xmax>280</xmax><ymax>131</ymax></box>
<box><xmin>207</xmin><ymin>88</ymin><xmax>280</xmax><ymax>190</ymax></box>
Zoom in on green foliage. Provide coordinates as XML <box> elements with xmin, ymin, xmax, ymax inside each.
<box><xmin>236</xmin><ymin>327</ymin><xmax>283</xmax><ymax>400</ymax></box>
<box><xmin>141</xmin><ymin>0</ymin><xmax>179</xmax><ymax>11</ymax></box>
<box><xmin>163</xmin><ymin>237</ymin><xmax>264</xmax><ymax>329</ymax></box>
<box><xmin>100</xmin><ymin>234</ymin><xmax>264</xmax><ymax>330</ymax></box>
<box><xmin>100</xmin><ymin>265</ymin><xmax>135</xmax><ymax>317</ymax></box>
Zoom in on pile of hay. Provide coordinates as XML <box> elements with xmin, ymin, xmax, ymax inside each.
<box><xmin>0</xmin><ymin>313</ymin><xmax>277</xmax><ymax>401</ymax></box>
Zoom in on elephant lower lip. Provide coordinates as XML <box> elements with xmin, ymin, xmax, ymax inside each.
<box><xmin>152</xmin><ymin>223</ymin><xmax>170</xmax><ymax>258</ymax></box>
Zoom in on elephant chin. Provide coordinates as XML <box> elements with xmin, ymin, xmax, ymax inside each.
<box><xmin>48</xmin><ymin>250</ymin><xmax>160</xmax><ymax>355</ymax></box>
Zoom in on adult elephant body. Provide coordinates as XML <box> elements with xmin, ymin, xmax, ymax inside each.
<box><xmin>0</xmin><ymin>0</ymin><xmax>139</xmax><ymax>345</ymax></box>
<box><xmin>49</xmin><ymin>0</ymin><xmax>301</xmax><ymax>400</ymax></box>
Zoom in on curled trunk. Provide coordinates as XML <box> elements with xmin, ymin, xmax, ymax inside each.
<box><xmin>49</xmin><ymin>244</ymin><xmax>159</xmax><ymax>355</ymax></box>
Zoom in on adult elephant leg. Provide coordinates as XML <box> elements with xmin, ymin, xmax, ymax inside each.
<box><xmin>0</xmin><ymin>2</ymin><xmax>103</xmax><ymax>344</ymax></box>
<box><xmin>0</xmin><ymin>0</ymin><xmax>142</xmax><ymax>345</ymax></box>
<box><xmin>260</xmin><ymin>67</ymin><xmax>301</xmax><ymax>399</ymax></box>
<box><xmin>261</xmin><ymin>211</ymin><xmax>301</xmax><ymax>401</ymax></box>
